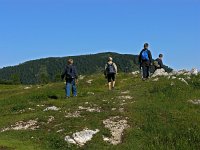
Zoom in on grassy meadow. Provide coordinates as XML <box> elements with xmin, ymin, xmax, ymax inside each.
<box><xmin>0</xmin><ymin>73</ymin><xmax>200</xmax><ymax>150</ymax></box>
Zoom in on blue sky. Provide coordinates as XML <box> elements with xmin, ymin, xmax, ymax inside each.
<box><xmin>0</xmin><ymin>0</ymin><xmax>199</xmax><ymax>70</ymax></box>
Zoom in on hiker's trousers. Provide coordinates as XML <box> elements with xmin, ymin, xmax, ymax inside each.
<box><xmin>66</xmin><ymin>78</ymin><xmax>77</xmax><ymax>97</ymax></box>
<box><xmin>142</xmin><ymin>66</ymin><xmax>150</xmax><ymax>79</ymax></box>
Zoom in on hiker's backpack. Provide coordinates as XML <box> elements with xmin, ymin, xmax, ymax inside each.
<box><xmin>153</xmin><ymin>60</ymin><xmax>160</xmax><ymax>68</ymax></box>
<box><xmin>66</xmin><ymin>65</ymin><xmax>74</xmax><ymax>79</ymax></box>
<box><xmin>106</xmin><ymin>63</ymin><xmax>116</xmax><ymax>74</ymax></box>
<box><xmin>141</xmin><ymin>50</ymin><xmax>149</xmax><ymax>61</ymax></box>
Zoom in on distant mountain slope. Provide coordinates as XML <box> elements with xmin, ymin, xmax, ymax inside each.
<box><xmin>0</xmin><ymin>52</ymin><xmax>172</xmax><ymax>84</ymax></box>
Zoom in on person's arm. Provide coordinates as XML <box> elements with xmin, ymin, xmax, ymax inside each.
<box><xmin>105</xmin><ymin>63</ymin><xmax>108</xmax><ymax>70</ymax></box>
<box><xmin>104</xmin><ymin>64</ymin><xmax>108</xmax><ymax>76</ymax></box>
<box><xmin>74</xmin><ymin>66</ymin><xmax>78</xmax><ymax>79</ymax></box>
<box><xmin>138</xmin><ymin>50</ymin><xmax>143</xmax><ymax>69</ymax></box>
<box><xmin>139</xmin><ymin>51</ymin><xmax>142</xmax><ymax>64</ymax></box>
<box><xmin>148</xmin><ymin>50</ymin><xmax>153</xmax><ymax>64</ymax></box>
<box><xmin>73</xmin><ymin>66</ymin><xmax>79</xmax><ymax>84</ymax></box>
<box><xmin>61</xmin><ymin>67</ymin><xmax>67</xmax><ymax>80</ymax></box>
<box><xmin>113</xmin><ymin>63</ymin><xmax>117</xmax><ymax>73</ymax></box>
<box><xmin>160</xmin><ymin>60</ymin><xmax>164</xmax><ymax>68</ymax></box>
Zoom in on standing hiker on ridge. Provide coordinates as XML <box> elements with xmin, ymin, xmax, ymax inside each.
<box><xmin>104</xmin><ymin>57</ymin><xmax>117</xmax><ymax>90</ymax></box>
<box><xmin>61</xmin><ymin>59</ymin><xmax>78</xmax><ymax>98</ymax></box>
<box><xmin>139</xmin><ymin>43</ymin><xmax>153</xmax><ymax>80</ymax></box>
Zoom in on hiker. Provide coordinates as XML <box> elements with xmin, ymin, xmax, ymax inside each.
<box><xmin>104</xmin><ymin>57</ymin><xmax>117</xmax><ymax>90</ymax></box>
<box><xmin>154</xmin><ymin>54</ymin><xmax>164</xmax><ymax>70</ymax></box>
<box><xmin>61</xmin><ymin>59</ymin><xmax>78</xmax><ymax>98</ymax></box>
<box><xmin>139</xmin><ymin>43</ymin><xmax>153</xmax><ymax>80</ymax></box>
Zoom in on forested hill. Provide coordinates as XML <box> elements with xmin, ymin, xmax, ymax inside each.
<box><xmin>0</xmin><ymin>52</ymin><xmax>172</xmax><ymax>84</ymax></box>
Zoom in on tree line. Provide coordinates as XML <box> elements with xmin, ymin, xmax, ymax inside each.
<box><xmin>0</xmin><ymin>52</ymin><xmax>172</xmax><ymax>84</ymax></box>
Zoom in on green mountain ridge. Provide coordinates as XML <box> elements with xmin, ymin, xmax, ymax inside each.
<box><xmin>0</xmin><ymin>52</ymin><xmax>172</xmax><ymax>84</ymax></box>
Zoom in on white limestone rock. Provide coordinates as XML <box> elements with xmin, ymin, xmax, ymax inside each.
<box><xmin>65</xmin><ymin>129</ymin><xmax>99</xmax><ymax>146</ymax></box>
<box><xmin>43</xmin><ymin>106</ymin><xmax>60</xmax><ymax>111</ymax></box>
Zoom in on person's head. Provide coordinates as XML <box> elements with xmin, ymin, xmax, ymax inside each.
<box><xmin>159</xmin><ymin>54</ymin><xmax>163</xmax><ymax>59</ymax></box>
<box><xmin>144</xmin><ymin>43</ymin><xmax>149</xmax><ymax>49</ymax></box>
<box><xmin>108</xmin><ymin>57</ymin><xmax>113</xmax><ymax>62</ymax></box>
<box><xmin>67</xmin><ymin>59</ymin><xmax>73</xmax><ymax>65</ymax></box>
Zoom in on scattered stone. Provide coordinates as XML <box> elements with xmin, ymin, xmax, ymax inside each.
<box><xmin>37</xmin><ymin>104</ymin><xmax>45</xmax><ymax>107</ymax></box>
<box><xmin>178</xmin><ymin>78</ymin><xmax>189</xmax><ymax>85</ymax></box>
<box><xmin>1</xmin><ymin>119</ymin><xmax>39</xmax><ymax>132</ymax></box>
<box><xmin>172</xmin><ymin>76</ymin><xmax>176</xmax><ymax>79</ymax></box>
<box><xmin>65</xmin><ymin>111</ymin><xmax>81</xmax><ymax>118</ymax></box>
<box><xmin>152</xmin><ymin>69</ymin><xmax>168</xmax><ymax>77</ymax></box>
<box><xmin>131</xmin><ymin>71</ymin><xmax>139</xmax><ymax>75</ymax></box>
<box><xmin>118</xmin><ymin>96</ymin><xmax>133</xmax><ymax>100</ymax></box>
<box><xmin>112</xmin><ymin>108</ymin><xmax>117</xmax><ymax>111</ymax></box>
<box><xmin>190</xmin><ymin>68</ymin><xmax>198</xmax><ymax>76</ymax></box>
<box><xmin>79</xmin><ymin>75</ymin><xmax>85</xmax><ymax>80</ymax></box>
<box><xmin>171</xmin><ymin>82</ymin><xmax>175</xmax><ymax>86</ymax></box>
<box><xmin>57</xmin><ymin>129</ymin><xmax>64</xmax><ymax>133</ymax></box>
<box><xmin>47</xmin><ymin>116</ymin><xmax>55</xmax><ymax>124</ymax></box>
<box><xmin>103</xmin><ymin>116</ymin><xmax>129</xmax><ymax>145</ymax></box>
<box><xmin>173</xmin><ymin>69</ymin><xmax>187</xmax><ymax>76</ymax></box>
<box><xmin>54</xmin><ymin>123</ymin><xmax>63</xmax><ymax>127</ymax></box>
<box><xmin>28</xmin><ymin>108</ymin><xmax>35</xmax><ymax>111</ymax></box>
<box><xmin>184</xmin><ymin>72</ymin><xmax>191</xmax><ymax>76</ymax></box>
<box><xmin>188</xmin><ymin>100</ymin><xmax>200</xmax><ymax>105</ymax></box>
<box><xmin>172</xmin><ymin>68</ymin><xmax>198</xmax><ymax>76</ymax></box>
<box><xmin>65</xmin><ymin>129</ymin><xmax>99</xmax><ymax>146</ymax></box>
<box><xmin>87</xmin><ymin>92</ymin><xmax>95</xmax><ymax>95</ymax></box>
<box><xmin>86</xmin><ymin>79</ymin><xmax>93</xmax><ymax>84</ymax></box>
<box><xmin>43</xmin><ymin>106</ymin><xmax>60</xmax><ymax>111</ymax></box>
<box><xmin>121</xmin><ymin>91</ymin><xmax>130</xmax><ymax>94</ymax></box>
<box><xmin>18</xmin><ymin>109</ymin><xmax>26</xmax><ymax>113</ymax></box>
<box><xmin>152</xmin><ymin>78</ymin><xmax>159</xmax><ymax>82</ymax></box>
<box><xmin>78</xmin><ymin>106</ymin><xmax>101</xmax><ymax>112</ymax></box>
<box><xmin>17</xmin><ymin>108</ymin><xmax>35</xmax><ymax>114</ymax></box>
<box><xmin>120</xmin><ymin>103</ymin><xmax>127</xmax><ymax>106</ymax></box>
<box><xmin>24</xmin><ymin>86</ymin><xmax>31</xmax><ymax>90</ymax></box>
<box><xmin>119</xmin><ymin>108</ymin><xmax>124</xmax><ymax>112</ymax></box>
<box><xmin>103</xmin><ymin>136</ymin><xmax>110</xmax><ymax>142</ymax></box>
<box><xmin>168</xmin><ymin>72</ymin><xmax>174</xmax><ymax>76</ymax></box>
<box><xmin>65</xmin><ymin>136</ymin><xmax>77</xmax><ymax>144</ymax></box>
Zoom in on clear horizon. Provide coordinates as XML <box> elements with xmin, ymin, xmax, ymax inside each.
<box><xmin>0</xmin><ymin>0</ymin><xmax>199</xmax><ymax>70</ymax></box>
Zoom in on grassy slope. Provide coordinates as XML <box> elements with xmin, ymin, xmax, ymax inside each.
<box><xmin>0</xmin><ymin>73</ymin><xmax>200</xmax><ymax>150</ymax></box>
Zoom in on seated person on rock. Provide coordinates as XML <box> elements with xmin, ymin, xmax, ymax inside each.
<box><xmin>154</xmin><ymin>54</ymin><xmax>164</xmax><ymax>70</ymax></box>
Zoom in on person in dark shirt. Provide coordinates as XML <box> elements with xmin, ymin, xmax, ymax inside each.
<box><xmin>155</xmin><ymin>54</ymin><xmax>164</xmax><ymax>70</ymax></box>
<box><xmin>139</xmin><ymin>43</ymin><xmax>153</xmax><ymax>80</ymax></box>
<box><xmin>104</xmin><ymin>57</ymin><xmax>118</xmax><ymax>90</ymax></box>
<box><xmin>61</xmin><ymin>59</ymin><xmax>78</xmax><ymax>98</ymax></box>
